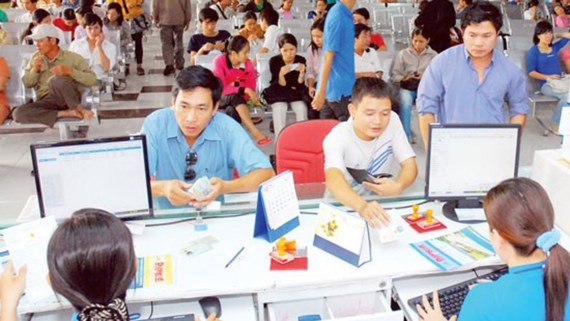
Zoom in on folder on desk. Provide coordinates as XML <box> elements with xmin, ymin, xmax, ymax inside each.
<box><xmin>253</xmin><ymin>171</ymin><xmax>300</xmax><ymax>242</ymax></box>
<box><xmin>313</xmin><ymin>203</ymin><xmax>371</xmax><ymax>267</ymax></box>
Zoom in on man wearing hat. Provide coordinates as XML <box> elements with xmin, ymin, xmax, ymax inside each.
<box><xmin>12</xmin><ymin>24</ymin><xmax>97</xmax><ymax>127</ymax></box>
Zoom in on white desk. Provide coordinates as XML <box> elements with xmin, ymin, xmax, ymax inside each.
<box><xmin>15</xmin><ymin>200</ymin><xmax>504</xmax><ymax>321</ymax></box>
<box><xmin>531</xmin><ymin>149</ymin><xmax>570</xmax><ymax>234</ymax></box>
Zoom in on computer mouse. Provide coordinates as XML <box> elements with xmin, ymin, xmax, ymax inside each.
<box><xmin>199</xmin><ymin>296</ymin><xmax>222</xmax><ymax>318</ymax></box>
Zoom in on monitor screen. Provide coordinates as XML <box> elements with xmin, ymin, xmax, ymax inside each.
<box><xmin>31</xmin><ymin>135</ymin><xmax>153</xmax><ymax>220</ymax></box>
<box><xmin>426</xmin><ymin>124</ymin><xmax>521</xmax><ymax>202</ymax></box>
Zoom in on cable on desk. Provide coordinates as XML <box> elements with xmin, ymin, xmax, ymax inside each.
<box><xmin>145</xmin><ymin>211</ymin><xmax>255</xmax><ymax>227</ymax></box>
<box><xmin>147</xmin><ymin>301</ymin><xmax>154</xmax><ymax>320</ymax></box>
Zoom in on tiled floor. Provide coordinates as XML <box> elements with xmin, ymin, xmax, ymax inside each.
<box><xmin>0</xmin><ymin>28</ymin><xmax>564</xmax><ymax>221</ymax></box>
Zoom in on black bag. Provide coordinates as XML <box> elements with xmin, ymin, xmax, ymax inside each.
<box><xmin>400</xmin><ymin>78</ymin><xmax>420</xmax><ymax>91</ymax></box>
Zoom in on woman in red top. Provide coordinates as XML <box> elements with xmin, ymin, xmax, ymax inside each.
<box><xmin>53</xmin><ymin>8</ymin><xmax>79</xmax><ymax>41</ymax></box>
<box><xmin>213</xmin><ymin>35</ymin><xmax>271</xmax><ymax>146</ymax></box>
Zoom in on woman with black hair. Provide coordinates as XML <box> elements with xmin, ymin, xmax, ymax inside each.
<box><xmin>21</xmin><ymin>8</ymin><xmax>68</xmax><ymax>44</ymax></box>
<box><xmin>418</xmin><ymin>178</ymin><xmax>570</xmax><ymax>321</ymax></box>
<box><xmin>414</xmin><ymin>0</ymin><xmax>456</xmax><ymax>53</ymax></box>
<box><xmin>0</xmin><ymin>209</ymin><xmax>221</xmax><ymax>321</ymax></box>
<box><xmin>527</xmin><ymin>21</ymin><xmax>570</xmax><ymax>132</ymax></box>
<box><xmin>263</xmin><ymin>33</ymin><xmax>308</xmax><ymax>137</ymax></box>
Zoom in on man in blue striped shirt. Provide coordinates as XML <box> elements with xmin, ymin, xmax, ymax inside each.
<box><xmin>417</xmin><ymin>1</ymin><xmax>529</xmax><ymax>149</ymax></box>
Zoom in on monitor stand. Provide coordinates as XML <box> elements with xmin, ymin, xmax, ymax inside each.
<box><xmin>442</xmin><ymin>199</ymin><xmax>486</xmax><ymax>224</ymax></box>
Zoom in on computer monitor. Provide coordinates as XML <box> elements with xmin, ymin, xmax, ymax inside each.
<box><xmin>425</xmin><ymin>124</ymin><xmax>521</xmax><ymax>222</ymax></box>
<box><xmin>30</xmin><ymin>135</ymin><xmax>153</xmax><ymax>220</ymax></box>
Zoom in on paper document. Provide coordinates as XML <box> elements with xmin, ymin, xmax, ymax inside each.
<box><xmin>410</xmin><ymin>226</ymin><xmax>495</xmax><ymax>271</ymax></box>
<box><xmin>2</xmin><ymin>216</ymin><xmax>58</xmax><ymax>302</ymax></box>
<box><xmin>224</xmin><ymin>192</ymin><xmax>258</xmax><ymax>204</ymax></box>
<box><xmin>455</xmin><ymin>208</ymin><xmax>486</xmax><ymax>221</ymax></box>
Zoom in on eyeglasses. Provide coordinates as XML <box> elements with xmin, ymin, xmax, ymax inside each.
<box><xmin>184</xmin><ymin>150</ymin><xmax>198</xmax><ymax>181</ymax></box>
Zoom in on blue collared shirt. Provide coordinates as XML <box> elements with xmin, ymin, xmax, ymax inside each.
<box><xmin>417</xmin><ymin>45</ymin><xmax>529</xmax><ymax>123</ymax></box>
<box><xmin>322</xmin><ymin>1</ymin><xmax>355</xmax><ymax>100</ymax></box>
<box><xmin>141</xmin><ymin>108</ymin><xmax>272</xmax><ymax>209</ymax></box>
<box><xmin>459</xmin><ymin>261</ymin><xmax>570</xmax><ymax>321</ymax></box>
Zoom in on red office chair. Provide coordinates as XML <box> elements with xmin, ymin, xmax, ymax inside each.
<box><xmin>275</xmin><ymin>119</ymin><xmax>340</xmax><ymax>183</ymax></box>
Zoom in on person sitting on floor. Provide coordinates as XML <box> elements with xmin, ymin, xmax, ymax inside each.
<box><xmin>323</xmin><ymin>77</ymin><xmax>418</xmax><ymax>228</ymax></box>
<box><xmin>12</xmin><ymin>24</ymin><xmax>97</xmax><ymax>127</ymax></box>
<box><xmin>141</xmin><ymin>66</ymin><xmax>275</xmax><ymax>209</ymax></box>
<box><xmin>212</xmin><ymin>35</ymin><xmax>272</xmax><ymax>146</ymax></box>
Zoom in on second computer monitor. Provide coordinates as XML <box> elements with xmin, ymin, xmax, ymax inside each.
<box><xmin>425</xmin><ymin>124</ymin><xmax>521</xmax><ymax>222</ymax></box>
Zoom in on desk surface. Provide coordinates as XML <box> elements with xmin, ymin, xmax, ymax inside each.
<box><xmin>16</xmin><ymin>200</ymin><xmax>507</xmax><ymax>314</ymax></box>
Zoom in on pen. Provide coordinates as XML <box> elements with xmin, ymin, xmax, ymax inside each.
<box><xmin>225</xmin><ymin>246</ymin><xmax>245</xmax><ymax>268</ymax></box>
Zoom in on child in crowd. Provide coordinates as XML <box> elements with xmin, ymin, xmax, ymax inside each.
<box><xmin>263</xmin><ymin>33</ymin><xmax>308</xmax><ymax>137</ymax></box>
<box><xmin>104</xmin><ymin>3</ymin><xmax>131</xmax><ymax>54</ymax></box>
<box><xmin>237</xmin><ymin>10</ymin><xmax>265</xmax><ymax>43</ymax></box>
<box><xmin>323</xmin><ymin>77</ymin><xmax>417</xmax><ymax>228</ymax></box>
<box><xmin>0</xmin><ymin>55</ymin><xmax>10</xmax><ymax>124</ymax></box>
<box><xmin>21</xmin><ymin>8</ymin><xmax>68</xmax><ymax>44</ymax></box>
<box><xmin>305</xmin><ymin>17</ymin><xmax>324</xmax><ymax>120</ymax></box>
<box><xmin>188</xmin><ymin>8</ymin><xmax>231</xmax><ymax>65</ymax></box>
<box><xmin>258</xmin><ymin>7</ymin><xmax>282</xmax><ymax>55</ymax></box>
<box><xmin>353</xmin><ymin>7</ymin><xmax>387</xmax><ymax>51</ymax></box>
<box><xmin>307</xmin><ymin>0</ymin><xmax>327</xmax><ymax>20</ymax></box>
<box><xmin>213</xmin><ymin>35</ymin><xmax>271</xmax><ymax>146</ymax></box>
<box><xmin>354</xmin><ymin>24</ymin><xmax>382</xmax><ymax>80</ymax></box>
<box><xmin>278</xmin><ymin>0</ymin><xmax>297</xmax><ymax>20</ymax></box>
<box><xmin>390</xmin><ymin>27</ymin><xmax>437</xmax><ymax>140</ymax></box>
<box><xmin>554</xmin><ymin>5</ymin><xmax>570</xmax><ymax>27</ymax></box>
<box><xmin>53</xmin><ymin>8</ymin><xmax>79</xmax><ymax>41</ymax></box>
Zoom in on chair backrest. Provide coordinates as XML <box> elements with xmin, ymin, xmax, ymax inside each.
<box><xmin>276</xmin><ymin>119</ymin><xmax>340</xmax><ymax>184</ymax></box>
<box><xmin>2</xmin><ymin>45</ymin><xmax>37</xmax><ymax>106</ymax></box>
<box><xmin>1</xmin><ymin>22</ymin><xmax>29</xmax><ymax>44</ymax></box>
<box><xmin>505</xmin><ymin>49</ymin><xmax>539</xmax><ymax>93</ymax></box>
<box><xmin>256</xmin><ymin>52</ymin><xmax>273</xmax><ymax>94</ymax></box>
<box><xmin>390</xmin><ymin>13</ymin><xmax>416</xmax><ymax>42</ymax></box>
<box><xmin>195</xmin><ymin>53</ymin><xmax>219</xmax><ymax>71</ymax></box>
<box><xmin>3</xmin><ymin>9</ymin><xmax>26</xmax><ymax>22</ymax></box>
<box><xmin>278</xmin><ymin>19</ymin><xmax>312</xmax><ymax>31</ymax></box>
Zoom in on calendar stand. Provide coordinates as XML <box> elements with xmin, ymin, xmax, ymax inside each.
<box><xmin>253</xmin><ymin>171</ymin><xmax>300</xmax><ymax>243</ymax></box>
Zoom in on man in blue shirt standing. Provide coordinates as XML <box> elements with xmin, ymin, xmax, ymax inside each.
<box><xmin>417</xmin><ymin>1</ymin><xmax>529</xmax><ymax>149</ymax></box>
<box><xmin>311</xmin><ymin>0</ymin><xmax>356</xmax><ymax>121</ymax></box>
<box><xmin>141</xmin><ymin>66</ymin><xmax>275</xmax><ymax>209</ymax></box>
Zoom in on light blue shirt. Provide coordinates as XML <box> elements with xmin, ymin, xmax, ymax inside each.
<box><xmin>141</xmin><ymin>108</ymin><xmax>272</xmax><ymax>209</ymax></box>
<box><xmin>459</xmin><ymin>261</ymin><xmax>570</xmax><ymax>321</ymax></box>
<box><xmin>322</xmin><ymin>1</ymin><xmax>355</xmax><ymax>100</ymax></box>
<box><xmin>417</xmin><ymin>45</ymin><xmax>529</xmax><ymax>123</ymax></box>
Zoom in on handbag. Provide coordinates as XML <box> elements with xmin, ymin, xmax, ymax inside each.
<box><xmin>400</xmin><ymin>78</ymin><xmax>420</xmax><ymax>91</ymax></box>
<box><xmin>122</xmin><ymin>0</ymin><xmax>151</xmax><ymax>33</ymax></box>
<box><xmin>546</xmin><ymin>77</ymin><xmax>570</xmax><ymax>94</ymax></box>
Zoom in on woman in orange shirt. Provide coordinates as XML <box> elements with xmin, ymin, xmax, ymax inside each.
<box><xmin>0</xmin><ymin>56</ymin><xmax>10</xmax><ymax>125</ymax></box>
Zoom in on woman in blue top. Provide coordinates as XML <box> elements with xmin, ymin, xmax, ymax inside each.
<box><xmin>418</xmin><ymin>177</ymin><xmax>570</xmax><ymax>321</ymax></box>
<box><xmin>0</xmin><ymin>209</ymin><xmax>219</xmax><ymax>321</ymax></box>
<box><xmin>527</xmin><ymin>21</ymin><xmax>570</xmax><ymax>131</ymax></box>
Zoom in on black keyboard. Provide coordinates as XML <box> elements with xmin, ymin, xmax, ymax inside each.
<box><xmin>408</xmin><ymin>267</ymin><xmax>508</xmax><ymax>319</ymax></box>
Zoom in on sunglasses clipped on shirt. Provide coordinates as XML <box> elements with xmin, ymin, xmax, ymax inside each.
<box><xmin>184</xmin><ymin>150</ymin><xmax>198</xmax><ymax>181</ymax></box>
